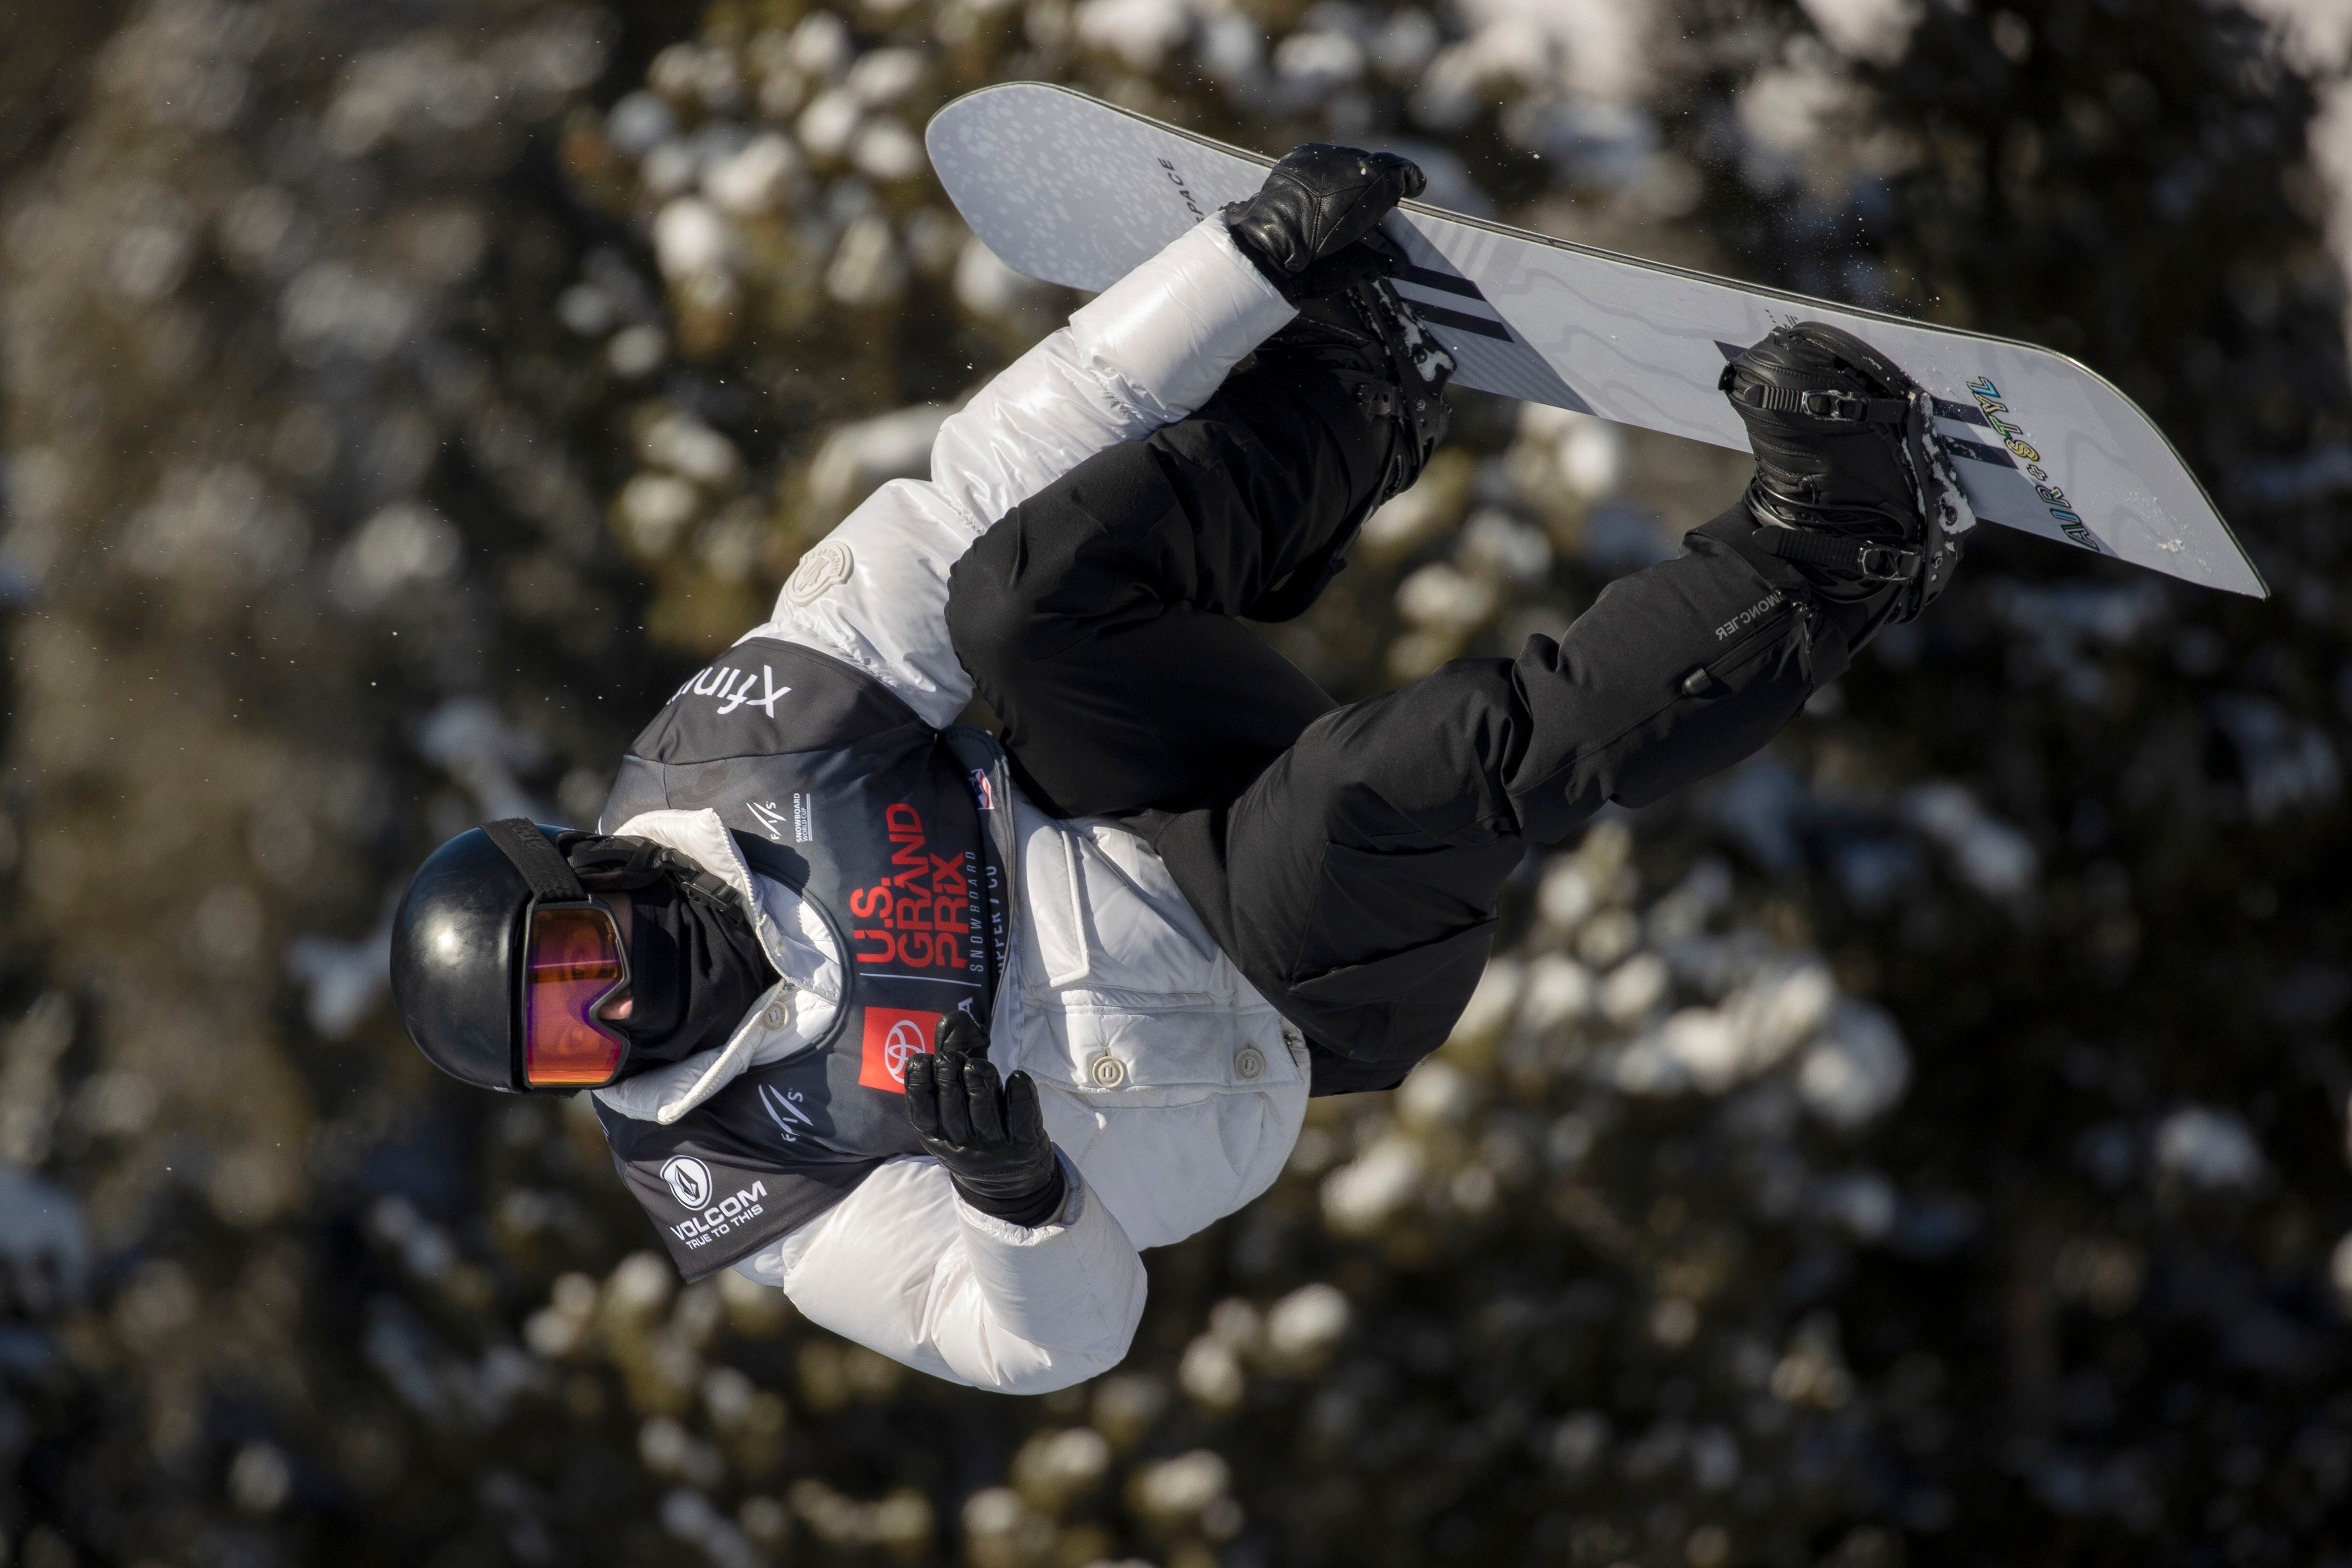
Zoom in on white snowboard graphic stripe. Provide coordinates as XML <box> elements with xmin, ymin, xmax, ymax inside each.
<box><xmin>926</xmin><ymin>82</ymin><xmax>2265</xmax><ymax>600</ymax></box>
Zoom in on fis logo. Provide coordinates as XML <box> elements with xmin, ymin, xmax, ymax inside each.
<box><xmin>747</xmin><ymin>795</ymin><xmax>816</xmax><ymax>843</ymax></box>
<box><xmin>759</xmin><ymin>1083</ymin><xmax>814</xmax><ymax>1144</ymax></box>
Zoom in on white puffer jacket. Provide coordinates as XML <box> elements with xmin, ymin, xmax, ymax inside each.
<box><xmin>593</xmin><ymin>215</ymin><xmax>1309</xmax><ymax>1393</ymax></box>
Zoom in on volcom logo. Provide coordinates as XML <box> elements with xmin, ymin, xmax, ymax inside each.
<box><xmin>660</xmin><ymin>1155</ymin><xmax>713</xmax><ymax>1209</ymax></box>
<box><xmin>666</xmin><ymin>1176</ymin><xmax>770</xmax><ymax>1250</ymax></box>
<box><xmin>759</xmin><ymin>1083</ymin><xmax>814</xmax><ymax>1144</ymax></box>
<box><xmin>672</xmin><ymin>662</ymin><xmax>791</xmax><ymax>717</ymax></box>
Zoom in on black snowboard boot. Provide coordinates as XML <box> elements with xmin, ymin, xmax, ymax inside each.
<box><xmin>1258</xmin><ymin>274</ymin><xmax>1454</xmax><ymax>500</ymax></box>
<box><xmin>1242</xmin><ymin>275</ymin><xmax>1456</xmax><ymax>619</ymax></box>
<box><xmin>1719</xmin><ymin>323</ymin><xmax>1975</xmax><ymax>643</ymax></box>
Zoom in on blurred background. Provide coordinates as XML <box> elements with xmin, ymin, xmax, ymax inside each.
<box><xmin>2</xmin><ymin>0</ymin><xmax>2350</xmax><ymax>1563</ymax></box>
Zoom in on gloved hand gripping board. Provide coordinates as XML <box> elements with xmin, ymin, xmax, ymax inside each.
<box><xmin>925</xmin><ymin>82</ymin><xmax>2265</xmax><ymax>600</ymax></box>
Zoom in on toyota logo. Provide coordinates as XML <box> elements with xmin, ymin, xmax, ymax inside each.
<box><xmin>883</xmin><ymin>1019</ymin><xmax>927</xmax><ymax>1083</ymax></box>
<box><xmin>660</xmin><ymin>1155</ymin><xmax>714</xmax><ymax>1210</ymax></box>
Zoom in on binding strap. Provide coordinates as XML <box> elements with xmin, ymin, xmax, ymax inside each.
<box><xmin>1717</xmin><ymin>365</ymin><xmax>1909</xmax><ymax>423</ymax></box>
<box><xmin>1752</xmin><ymin>527</ymin><xmax>1921</xmax><ymax>584</ymax></box>
<box><xmin>484</xmin><ymin>818</ymin><xmax>588</xmax><ymax>902</ymax></box>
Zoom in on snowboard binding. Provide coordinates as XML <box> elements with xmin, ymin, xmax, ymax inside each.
<box><xmin>1262</xmin><ymin>274</ymin><xmax>1455</xmax><ymax>502</ymax></box>
<box><xmin>1222</xmin><ymin>141</ymin><xmax>1453</xmax><ymax>503</ymax></box>
<box><xmin>1222</xmin><ymin>142</ymin><xmax>1455</xmax><ymax>620</ymax></box>
<box><xmin>1236</xmin><ymin>276</ymin><xmax>1456</xmax><ymax>624</ymax></box>
<box><xmin>1719</xmin><ymin>323</ymin><xmax>1975</xmax><ymax>627</ymax></box>
<box><xmin>1340</xmin><ymin>275</ymin><xmax>1455</xmax><ymax>501</ymax></box>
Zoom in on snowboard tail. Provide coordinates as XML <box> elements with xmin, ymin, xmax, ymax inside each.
<box><xmin>925</xmin><ymin>82</ymin><xmax>2263</xmax><ymax>599</ymax></box>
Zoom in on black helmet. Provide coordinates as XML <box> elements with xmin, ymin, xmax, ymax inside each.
<box><xmin>392</xmin><ymin>819</ymin><xmax>767</xmax><ymax>1094</ymax></box>
<box><xmin>391</xmin><ymin>820</ymin><xmax>576</xmax><ymax>1093</ymax></box>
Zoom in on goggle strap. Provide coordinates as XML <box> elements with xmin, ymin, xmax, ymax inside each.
<box><xmin>569</xmin><ymin>833</ymin><xmax>752</xmax><ymax>924</ymax></box>
<box><xmin>484</xmin><ymin>818</ymin><xmax>590</xmax><ymax>903</ymax></box>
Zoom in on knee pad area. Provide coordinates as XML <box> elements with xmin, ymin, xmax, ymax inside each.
<box><xmin>943</xmin><ymin>525</ymin><xmax>1045</xmax><ymax>683</ymax></box>
<box><xmin>946</xmin><ymin>457</ymin><xmax>1190</xmax><ymax>679</ymax></box>
<box><xmin>1274</xmin><ymin>658</ymin><xmax>1531</xmax><ymax>845</ymax></box>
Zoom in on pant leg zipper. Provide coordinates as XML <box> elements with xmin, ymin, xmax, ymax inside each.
<box><xmin>1678</xmin><ymin>596</ymin><xmax>1813</xmax><ymax>698</ymax></box>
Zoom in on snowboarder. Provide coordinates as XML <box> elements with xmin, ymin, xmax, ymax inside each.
<box><xmin>390</xmin><ymin>145</ymin><xmax>1973</xmax><ymax>1391</ymax></box>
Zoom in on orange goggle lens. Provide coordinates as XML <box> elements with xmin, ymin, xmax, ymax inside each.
<box><xmin>522</xmin><ymin>906</ymin><xmax>629</xmax><ymax>1087</ymax></box>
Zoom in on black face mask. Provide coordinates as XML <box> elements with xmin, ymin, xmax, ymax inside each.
<box><xmin>563</xmin><ymin>836</ymin><xmax>778</xmax><ymax>1077</ymax></box>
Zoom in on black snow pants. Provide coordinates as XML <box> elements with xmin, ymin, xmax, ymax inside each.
<box><xmin>945</xmin><ymin>351</ymin><xmax>1859</xmax><ymax>1094</ymax></box>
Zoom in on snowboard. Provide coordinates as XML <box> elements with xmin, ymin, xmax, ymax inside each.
<box><xmin>925</xmin><ymin>82</ymin><xmax>2265</xmax><ymax>599</ymax></box>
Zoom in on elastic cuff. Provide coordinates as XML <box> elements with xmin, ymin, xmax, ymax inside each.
<box><xmin>953</xmin><ymin>1150</ymin><xmax>1078</xmax><ymax>1232</ymax></box>
<box><xmin>1220</xmin><ymin>201</ymin><xmax>1294</xmax><ymax>295</ymax></box>
<box><xmin>957</xmin><ymin>1166</ymin><xmax>1068</xmax><ymax>1228</ymax></box>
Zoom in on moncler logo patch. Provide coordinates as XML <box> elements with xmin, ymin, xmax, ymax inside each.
<box><xmin>858</xmin><ymin>1006</ymin><xmax>941</xmax><ymax>1093</ymax></box>
<box><xmin>785</xmin><ymin>539</ymin><xmax>854</xmax><ymax>605</ymax></box>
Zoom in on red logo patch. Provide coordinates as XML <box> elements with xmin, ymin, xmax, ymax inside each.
<box><xmin>858</xmin><ymin>1006</ymin><xmax>940</xmax><ymax>1093</ymax></box>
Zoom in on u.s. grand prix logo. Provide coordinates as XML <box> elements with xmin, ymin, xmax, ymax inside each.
<box><xmin>848</xmin><ymin>804</ymin><xmax>980</xmax><ymax>974</ymax></box>
<box><xmin>858</xmin><ymin>1006</ymin><xmax>941</xmax><ymax>1093</ymax></box>
<box><xmin>660</xmin><ymin>1156</ymin><xmax>713</xmax><ymax>1209</ymax></box>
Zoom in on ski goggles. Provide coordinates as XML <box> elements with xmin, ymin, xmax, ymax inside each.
<box><xmin>519</xmin><ymin>900</ymin><xmax>633</xmax><ymax>1088</ymax></box>
<box><xmin>480</xmin><ymin>820</ymin><xmax>641</xmax><ymax>1092</ymax></box>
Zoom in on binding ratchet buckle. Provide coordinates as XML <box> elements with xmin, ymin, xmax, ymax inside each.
<box><xmin>1798</xmin><ymin>389</ymin><xmax>1868</xmax><ymax>421</ymax></box>
<box><xmin>1718</xmin><ymin>369</ymin><xmax>1902</xmax><ymax>425</ymax></box>
<box><xmin>1855</xmin><ymin>543</ymin><xmax>1922</xmax><ymax>582</ymax></box>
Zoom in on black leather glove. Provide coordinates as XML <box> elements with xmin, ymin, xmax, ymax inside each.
<box><xmin>903</xmin><ymin>1011</ymin><xmax>1067</xmax><ymax>1227</ymax></box>
<box><xmin>1224</xmin><ymin>143</ymin><xmax>1425</xmax><ymax>302</ymax></box>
